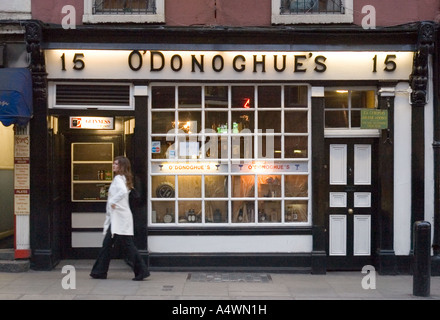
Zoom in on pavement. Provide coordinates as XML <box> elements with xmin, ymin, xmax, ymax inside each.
<box><xmin>0</xmin><ymin>259</ymin><xmax>439</xmax><ymax>301</ymax></box>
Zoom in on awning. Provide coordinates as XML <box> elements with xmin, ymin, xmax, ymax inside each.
<box><xmin>0</xmin><ymin>68</ymin><xmax>32</xmax><ymax>127</ymax></box>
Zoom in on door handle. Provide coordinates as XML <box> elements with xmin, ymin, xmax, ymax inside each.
<box><xmin>348</xmin><ymin>208</ymin><xmax>354</xmax><ymax>215</ymax></box>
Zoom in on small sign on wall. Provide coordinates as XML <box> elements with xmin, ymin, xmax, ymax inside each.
<box><xmin>70</xmin><ymin>117</ymin><xmax>114</xmax><ymax>130</ymax></box>
<box><xmin>361</xmin><ymin>109</ymin><xmax>388</xmax><ymax>130</ymax></box>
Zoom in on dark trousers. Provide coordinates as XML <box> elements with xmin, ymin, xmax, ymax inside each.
<box><xmin>91</xmin><ymin>229</ymin><xmax>148</xmax><ymax>278</ymax></box>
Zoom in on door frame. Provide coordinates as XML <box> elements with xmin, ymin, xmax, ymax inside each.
<box><xmin>324</xmin><ymin>137</ymin><xmax>379</xmax><ymax>271</ymax></box>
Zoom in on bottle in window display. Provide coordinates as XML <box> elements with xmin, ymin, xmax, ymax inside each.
<box><xmin>237</xmin><ymin>208</ymin><xmax>243</xmax><ymax>222</ymax></box>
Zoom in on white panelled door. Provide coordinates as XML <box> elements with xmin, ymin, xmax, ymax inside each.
<box><xmin>325</xmin><ymin>139</ymin><xmax>377</xmax><ymax>270</ymax></box>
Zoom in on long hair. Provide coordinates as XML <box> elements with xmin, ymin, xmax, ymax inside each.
<box><xmin>114</xmin><ymin>156</ymin><xmax>134</xmax><ymax>190</ymax></box>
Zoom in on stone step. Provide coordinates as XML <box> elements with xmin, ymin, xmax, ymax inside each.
<box><xmin>0</xmin><ymin>249</ymin><xmax>14</xmax><ymax>261</ymax></box>
<box><xmin>0</xmin><ymin>259</ymin><xmax>30</xmax><ymax>273</ymax></box>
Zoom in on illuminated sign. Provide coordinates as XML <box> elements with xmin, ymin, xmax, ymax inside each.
<box><xmin>45</xmin><ymin>50</ymin><xmax>414</xmax><ymax>81</ymax></box>
<box><xmin>70</xmin><ymin>117</ymin><xmax>114</xmax><ymax>130</ymax></box>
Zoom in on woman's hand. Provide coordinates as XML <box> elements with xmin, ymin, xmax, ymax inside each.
<box><xmin>111</xmin><ymin>204</ymin><xmax>116</xmax><ymax>209</ymax></box>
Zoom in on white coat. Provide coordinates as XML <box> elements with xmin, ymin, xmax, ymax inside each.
<box><xmin>103</xmin><ymin>175</ymin><xmax>134</xmax><ymax>236</ymax></box>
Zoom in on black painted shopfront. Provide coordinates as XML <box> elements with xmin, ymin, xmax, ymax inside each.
<box><xmin>23</xmin><ymin>20</ymin><xmax>439</xmax><ymax>275</ymax></box>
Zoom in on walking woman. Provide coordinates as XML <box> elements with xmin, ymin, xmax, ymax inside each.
<box><xmin>90</xmin><ymin>156</ymin><xmax>150</xmax><ymax>281</ymax></box>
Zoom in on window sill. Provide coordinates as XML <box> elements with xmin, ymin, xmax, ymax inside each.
<box><xmin>82</xmin><ymin>14</ymin><xmax>165</xmax><ymax>24</ymax></box>
<box><xmin>272</xmin><ymin>13</ymin><xmax>353</xmax><ymax>25</ymax></box>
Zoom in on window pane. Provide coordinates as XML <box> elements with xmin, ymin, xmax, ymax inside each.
<box><xmin>351</xmin><ymin>110</ymin><xmax>361</xmax><ymax>128</ymax></box>
<box><xmin>232</xmin><ymin>175</ymin><xmax>255</xmax><ymax>198</ymax></box>
<box><xmin>258</xmin><ymin>200</ymin><xmax>281</xmax><ymax>223</ymax></box>
<box><xmin>152</xmin><ymin>176</ymin><xmax>175</xmax><ymax>198</ymax></box>
<box><xmin>285</xmin><ymin>200</ymin><xmax>308</xmax><ymax>222</ymax></box>
<box><xmin>352</xmin><ymin>90</ymin><xmax>376</xmax><ymax>109</ymax></box>
<box><xmin>152</xmin><ymin>201</ymin><xmax>174</xmax><ymax>224</ymax></box>
<box><xmin>325</xmin><ymin>110</ymin><xmax>349</xmax><ymax>128</ymax></box>
<box><xmin>178</xmin><ymin>201</ymin><xmax>202</xmax><ymax>223</ymax></box>
<box><xmin>258</xmin><ymin>111</ymin><xmax>281</xmax><ymax>132</ymax></box>
<box><xmin>178</xmin><ymin>111</ymin><xmax>201</xmax><ymax>134</ymax></box>
<box><xmin>178</xmin><ymin>176</ymin><xmax>201</xmax><ymax>198</ymax></box>
<box><xmin>231</xmin><ymin>111</ymin><xmax>254</xmax><ymax>132</ymax></box>
<box><xmin>205</xmin><ymin>176</ymin><xmax>228</xmax><ymax>198</ymax></box>
<box><xmin>178</xmin><ymin>86</ymin><xmax>201</xmax><ymax>108</ymax></box>
<box><xmin>285</xmin><ymin>175</ymin><xmax>308</xmax><ymax>197</ymax></box>
<box><xmin>205</xmin><ymin>135</ymin><xmax>228</xmax><ymax>160</ymax></box>
<box><xmin>152</xmin><ymin>86</ymin><xmax>175</xmax><ymax>109</ymax></box>
<box><xmin>325</xmin><ymin>90</ymin><xmax>348</xmax><ymax>109</ymax></box>
<box><xmin>205</xmin><ymin>86</ymin><xmax>228</xmax><ymax>108</ymax></box>
<box><xmin>257</xmin><ymin>175</ymin><xmax>281</xmax><ymax>197</ymax></box>
<box><xmin>285</xmin><ymin>86</ymin><xmax>308</xmax><ymax>108</ymax></box>
<box><xmin>205</xmin><ymin>201</ymin><xmax>228</xmax><ymax>223</ymax></box>
<box><xmin>151</xmin><ymin>137</ymin><xmax>175</xmax><ymax>160</ymax></box>
<box><xmin>285</xmin><ymin>111</ymin><xmax>308</xmax><ymax>133</ymax></box>
<box><xmin>285</xmin><ymin>136</ymin><xmax>308</xmax><ymax>158</ymax></box>
<box><xmin>232</xmin><ymin>201</ymin><xmax>255</xmax><ymax>223</ymax></box>
<box><xmin>258</xmin><ymin>86</ymin><xmax>281</xmax><ymax>108</ymax></box>
<box><xmin>232</xmin><ymin>86</ymin><xmax>254</xmax><ymax>109</ymax></box>
<box><xmin>257</xmin><ymin>136</ymin><xmax>281</xmax><ymax>159</ymax></box>
<box><xmin>205</xmin><ymin>111</ymin><xmax>228</xmax><ymax>133</ymax></box>
<box><xmin>281</xmin><ymin>0</ymin><xmax>344</xmax><ymax>14</ymax></box>
<box><xmin>94</xmin><ymin>0</ymin><xmax>157</xmax><ymax>14</ymax></box>
<box><xmin>152</xmin><ymin>111</ymin><xmax>174</xmax><ymax>133</ymax></box>
<box><xmin>231</xmin><ymin>136</ymin><xmax>254</xmax><ymax>159</ymax></box>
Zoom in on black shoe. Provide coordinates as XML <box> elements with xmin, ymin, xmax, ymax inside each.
<box><xmin>90</xmin><ymin>273</ymin><xmax>107</xmax><ymax>279</ymax></box>
<box><xmin>132</xmin><ymin>271</ymin><xmax>150</xmax><ymax>281</ymax></box>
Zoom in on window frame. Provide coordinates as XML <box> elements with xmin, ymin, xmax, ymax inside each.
<box><xmin>83</xmin><ymin>0</ymin><xmax>165</xmax><ymax>24</ymax></box>
<box><xmin>271</xmin><ymin>0</ymin><xmax>354</xmax><ymax>25</ymax></box>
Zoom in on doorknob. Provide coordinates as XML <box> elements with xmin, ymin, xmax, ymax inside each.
<box><xmin>348</xmin><ymin>208</ymin><xmax>354</xmax><ymax>215</ymax></box>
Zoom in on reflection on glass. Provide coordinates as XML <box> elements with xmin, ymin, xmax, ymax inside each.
<box><xmin>285</xmin><ymin>136</ymin><xmax>308</xmax><ymax>158</ymax></box>
<box><xmin>258</xmin><ymin>200</ymin><xmax>281</xmax><ymax>223</ymax></box>
<box><xmin>152</xmin><ymin>201</ymin><xmax>175</xmax><ymax>223</ymax></box>
<box><xmin>231</xmin><ymin>136</ymin><xmax>254</xmax><ymax>159</ymax></box>
<box><xmin>258</xmin><ymin>86</ymin><xmax>281</xmax><ymax>108</ymax></box>
<box><xmin>152</xmin><ymin>111</ymin><xmax>175</xmax><ymax>133</ymax></box>
<box><xmin>325</xmin><ymin>110</ymin><xmax>349</xmax><ymax>128</ymax></box>
<box><xmin>205</xmin><ymin>111</ymin><xmax>228</xmax><ymax>133</ymax></box>
<box><xmin>178</xmin><ymin>175</ymin><xmax>201</xmax><ymax>198</ymax></box>
<box><xmin>285</xmin><ymin>86</ymin><xmax>308</xmax><ymax>108</ymax></box>
<box><xmin>258</xmin><ymin>111</ymin><xmax>281</xmax><ymax>132</ymax></box>
<box><xmin>284</xmin><ymin>200</ymin><xmax>308</xmax><ymax>222</ymax></box>
<box><xmin>285</xmin><ymin>175</ymin><xmax>308</xmax><ymax>197</ymax></box>
<box><xmin>205</xmin><ymin>135</ymin><xmax>228</xmax><ymax>160</ymax></box>
<box><xmin>151</xmin><ymin>137</ymin><xmax>175</xmax><ymax>160</ymax></box>
<box><xmin>178</xmin><ymin>111</ymin><xmax>201</xmax><ymax>133</ymax></box>
<box><xmin>325</xmin><ymin>90</ymin><xmax>348</xmax><ymax>109</ymax></box>
<box><xmin>231</xmin><ymin>111</ymin><xmax>254</xmax><ymax>132</ymax></box>
<box><xmin>257</xmin><ymin>136</ymin><xmax>281</xmax><ymax>159</ymax></box>
<box><xmin>178</xmin><ymin>86</ymin><xmax>201</xmax><ymax>108</ymax></box>
<box><xmin>205</xmin><ymin>176</ymin><xmax>228</xmax><ymax>198</ymax></box>
<box><xmin>232</xmin><ymin>86</ymin><xmax>254</xmax><ymax>109</ymax></box>
<box><xmin>205</xmin><ymin>86</ymin><xmax>228</xmax><ymax>108</ymax></box>
<box><xmin>232</xmin><ymin>175</ymin><xmax>255</xmax><ymax>198</ymax></box>
<box><xmin>152</xmin><ymin>86</ymin><xmax>175</xmax><ymax>109</ymax></box>
<box><xmin>285</xmin><ymin>111</ymin><xmax>308</xmax><ymax>133</ymax></box>
<box><xmin>205</xmin><ymin>201</ymin><xmax>228</xmax><ymax>223</ymax></box>
<box><xmin>232</xmin><ymin>201</ymin><xmax>255</xmax><ymax>223</ymax></box>
<box><xmin>351</xmin><ymin>90</ymin><xmax>376</xmax><ymax>109</ymax></box>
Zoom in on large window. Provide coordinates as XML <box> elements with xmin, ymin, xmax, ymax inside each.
<box><xmin>149</xmin><ymin>84</ymin><xmax>311</xmax><ymax>226</ymax></box>
<box><xmin>272</xmin><ymin>0</ymin><xmax>353</xmax><ymax>24</ymax></box>
<box><xmin>83</xmin><ymin>0</ymin><xmax>165</xmax><ymax>23</ymax></box>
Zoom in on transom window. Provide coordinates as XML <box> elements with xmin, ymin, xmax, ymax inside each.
<box><xmin>272</xmin><ymin>0</ymin><xmax>353</xmax><ymax>24</ymax></box>
<box><xmin>148</xmin><ymin>84</ymin><xmax>311</xmax><ymax>227</ymax></box>
<box><xmin>83</xmin><ymin>0</ymin><xmax>165</xmax><ymax>23</ymax></box>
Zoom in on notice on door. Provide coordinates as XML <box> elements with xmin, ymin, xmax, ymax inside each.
<box><xmin>361</xmin><ymin>109</ymin><xmax>388</xmax><ymax>130</ymax></box>
<box><xmin>14</xmin><ymin>135</ymin><xmax>30</xmax><ymax>215</ymax></box>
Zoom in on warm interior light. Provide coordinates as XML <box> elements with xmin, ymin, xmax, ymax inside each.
<box><xmin>294</xmin><ymin>149</ymin><xmax>302</xmax><ymax>154</ymax></box>
<box><xmin>336</xmin><ymin>90</ymin><xmax>349</xmax><ymax>94</ymax></box>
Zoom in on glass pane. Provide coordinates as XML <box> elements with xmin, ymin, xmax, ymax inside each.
<box><xmin>205</xmin><ymin>111</ymin><xmax>228</xmax><ymax>133</ymax></box>
<box><xmin>177</xmin><ymin>137</ymin><xmax>201</xmax><ymax>159</ymax></box>
<box><xmin>258</xmin><ymin>86</ymin><xmax>281</xmax><ymax>108</ymax></box>
<box><xmin>285</xmin><ymin>200</ymin><xmax>308</xmax><ymax>222</ymax></box>
<box><xmin>257</xmin><ymin>136</ymin><xmax>281</xmax><ymax>159</ymax></box>
<box><xmin>232</xmin><ymin>86</ymin><xmax>254</xmax><ymax>109</ymax></box>
<box><xmin>285</xmin><ymin>175</ymin><xmax>308</xmax><ymax>197</ymax></box>
<box><xmin>178</xmin><ymin>201</ymin><xmax>202</xmax><ymax>223</ymax></box>
<box><xmin>178</xmin><ymin>86</ymin><xmax>201</xmax><ymax>108</ymax></box>
<box><xmin>232</xmin><ymin>175</ymin><xmax>255</xmax><ymax>198</ymax></box>
<box><xmin>205</xmin><ymin>175</ymin><xmax>228</xmax><ymax>198</ymax></box>
<box><xmin>231</xmin><ymin>111</ymin><xmax>254</xmax><ymax>132</ymax></box>
<box><xmin>152</xmin><ymin>86</ymin><xmax>175</xmax><ymax>109</ymax></box>
<box><xmin>152</xmin><ymin>111</ymin><xmax>175</xmax><ymax>133</ymax></box>
<box><xmin>232</xmin><ymin>200</ymin><xmax>255</xmax><ymax>223</ymax></box>
<box><xmin>351</xmin><ymin>110</ymin><xmax>361</xmax><ymax>128</ymax></box>
<box><xmin>95</xmin><ymin>0</ymin><xmax>156</xmax><ymax>14</ymax></box>
<box><xmin>73</xmin><ymin>143</ymin><xmax>113</xmax><ymax>161</ymax></box>
<box><xmin>325</xmin><ymin>110</ymin><xmax>349</xmax><ymax>128</ymax></box>
<box><xmin>151</xmin><ymin>137</ymin><xmax>175</xmax><ymax>160</ymax></box>
<box><xmin>205</xmin><ymin>86</ymin><xmax>228</xmax><ymax>108</ymax></box>
<box><xmin>152</xmin><ymin>176</ymin><xmax>175</xmax><ymax>198</ymax></box>
<box><xmin>73</xmin><ymin>163</ymin><xmax>112</xmax><ymax>181</ymax></box>
<box><xmin>325</xmin><ymin>90</ymin><xmax>348</xmax><ymax>109</ymax></box>
<box><xmin>258</xmin><ymin>200</ymin><xmax>281</xmax><ymax>223</ymax></box>
<box><xmin>231</xmin><ymin>136</ymin><xmax>254</xmax><ymax>159</ymax></box>
<box><xmin>205</xmin><ymin>201</ymin><xmax>228</xmax><ymax>223</ymax></box>
<box><xmin>152</xmin><ymin>201</ymin><xmax>175</xmax><ymax>224</ymax></box>
<box><xmin>178</xmin><ymin>111</ymin><xmax>201</xmax><ymax>134</ymax></box>
<box><xmin>258</xmin><ymin>111</ymin><xmax>281</xmax><ymax>132</ymax></box>
<box><xmin>285</xmin><ymin>86</ymin><xmax>308</xmax><ymax>108</ymax></box>
<box><xmin>352</xmin><ymin>90</ymin><xmax>376</xmax><ymax>109</ymax></box>
<box><xmin>257</xmin><ymin>175</ymin><xmax>281</xmax><ymax>197</ymax></box>
<box><xmin>205</xmin><ymin>135</ymin><xmax>228</xmax><ymax>160</ymax></box>
<box><xmin>178</xmin><ymin>175</ymin><xmax>201</xmax><ymax>198</ymax></box>
<box><xmin>72</xmin><ymin>183</ymin><xmax>110</xmax><ymax>201</ymax></box>
<box><xmin>285</xmin><ymin>136</ymin><xmax>308</xmax><ymax>158</ymax></box>
<box><xmin>285</xmin><ymin>111</ymin><xmax>308</xmax><ymax>133</ymax></box>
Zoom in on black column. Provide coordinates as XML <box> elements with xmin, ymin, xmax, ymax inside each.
<box><xmin>26</xmin><ymin>22</ymin><xmax>58</xmax><ymax>270</ymax></box>
<box><xmin>376</xmin><ymin>92</ymin><xmax>396</xmax><ymax>275</ymax></box>
<box><xmin>133</xmin><ymin>92</ymin><xmax>149</xmax><ymax>266</ymax></box>
<box><xmin>311</xmin><ymin>90</ymin><xmax>326</xmax><ymax>274</ymax></box>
